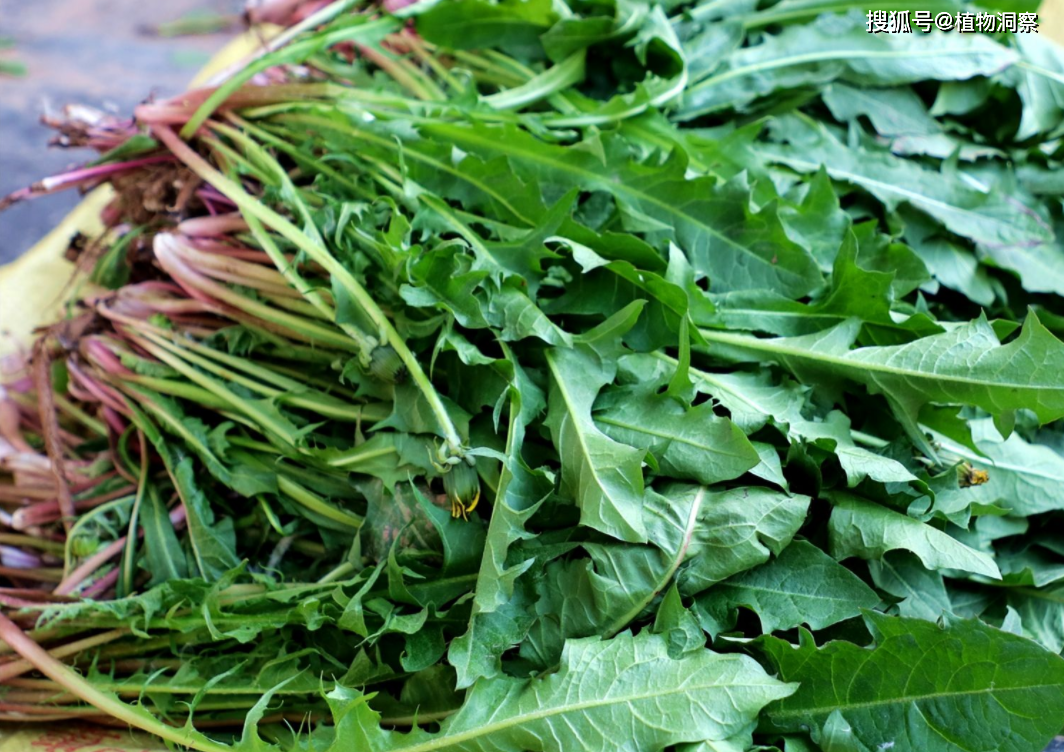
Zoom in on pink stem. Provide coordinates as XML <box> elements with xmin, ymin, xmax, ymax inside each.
<box><xmin>190</xmin><ymin>238</ymin><xmax>278</xmax><ymax>263</ymax></box>
<box><xmin>196</xmin><ymin>186</ymin><xmax>237</xmax><ymax>208</ymax></box>
<box><xmin>83</xmin><ymin>339</ymin><xmax>133</xmax><ymax>377</ymax></box>
<box><xmin>38</xmin><ymin>155</ymin><xmax>174</xmax><ymax>192</ymax></box>
<box><xmin>133</xmin><ymin>281</ymin><xmax>186</xmax><ymax>295</ymax></box>
<box><xmin>135</xmin><ymin>83</ymin><xmax>330</xmax><ymax>126</ymax></box>
<box><xmin>70</xmin><ymin>473</ymin><xmax>115</xmax><ymax>494</ymax></box>
<box><xmin>0</xmin><ymin>594</ymin><xmax>72</xmax><ymax>608</ymax></box>
<box><xmin>0</xmin><ymin>626</ymin><xmax>126</xmax><ymax>684</ymax></box>
<box><xmin>0</xmin><ymin>394</ymin><xmax>33</xmax><ymax>454</ymax></box>
<box><xmin>177</xmin><ymin>213</ymin><xmax>249</xmax><ymax>236</ymax></box>
<box><xmin>54</xmin><ymin>537</ymin><xmax>128</xmax><ymax>596</ymax></box>
<box><xmin>0</xmin><ymin>546</ymin><xmax>41</xmax><ymax>569</ymax></box>
<box><xmin>64</xmin><ymin>378</ymin><xmax>97</xmax><ymax>405</ymax></box>
<box><xmin>153</xmin><ymin>236</ymin><xmax>240</xmax><ymax>308</ymax></box>
<box><xmin>0</xmin><ymin>155</ymin><xmax>176</xmax><ymax>211</ymax></box>
<box><xmin>102</xmin><ymin>406</ymin><xmax>126</xmax><ymax>437</ymax></box>
<box><xmin>11</xmin><ymin>485</ymin><xmax>136</xmax><ymax>529</ymax></box>
<box><xmin>66</xmin><ymin>362</ymin><xmax>130</xmax><ymax>417</ymax></box>
<box><xmin>81</xmin><ymin>568</ymin><xmax>120</xmax><ymax>599</ymax></box>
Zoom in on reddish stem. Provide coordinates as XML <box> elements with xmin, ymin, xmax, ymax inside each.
<box><xmin>0</xmin><ymin>566</ymin><xmax>61</xmax><ymax>583</ymax></box>
<box><xmin>0</xmin><ymin>629</ymin><xmax>125</xmax><ymax>683</ymax></box>
<box><xmin>38</xmin><ymin>155</ymin><xmax>174</xmax><ymax>192</ymax></box>
<box><xmin>82</xmin><ymin>339</ymin><xmax>134</xmax><ymax>378</ymax></box>
<box><xmin>0</xmin><ymin>156</ymin><xmax>174</xmax><ymax>210</ymax></box>
<box><xmin>66</xmin><ymin>361</ymin><xmax>131</xmax><ymax>417</ymax></box>
<box><xmin>134</xmin><ymin>83</ymin><xmax>333</xmax><ymax>126</ymax></box>
<box><xmin>54</xmin><ymin>538</ymin><xmax>128</xmax><ymax>596</ymax></box>
<box><xmin>31</xmin><ymin>344</ymin><xmax>75</xmax><ymax>532</ymax></box>
<box><xmin>80</xmin><ymin>568</ymin><xmax>120</xmax><ymax>599</ymax></box>
<box><xmin>196</xmin><ymin>186</ymin><xmax>237</xmax><ymax>210</ymax></box>
<box><xmin>12</xmin><ymin>485</ymin><xmax>137</xmax><ymax>529</ymax></box>
<box><xmin>178</xmin><ymin>213</ymin><xmax>249</xmax><ymax>236</ymax></box>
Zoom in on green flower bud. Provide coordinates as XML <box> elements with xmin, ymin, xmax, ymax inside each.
<box><xmin>443</xmin><ymin>461</ymin><xmax>481</xmax><ymax>520</ymax></box>
<box><xmin>71</xmin><ymin>535</ymin><xmax>100</xmax><ymax>558</ymax></box>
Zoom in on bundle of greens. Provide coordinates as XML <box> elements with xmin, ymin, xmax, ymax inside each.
<box><xmin>3</xmin><ymin>0</ymin><xmax>1064</xmax><ymax>750</ymax></box>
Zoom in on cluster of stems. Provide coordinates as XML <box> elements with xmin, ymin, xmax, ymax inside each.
<box><xmin>0</xmin><ymin>3</ymin><xmax>606</xmax><ymax>735</ymax></box>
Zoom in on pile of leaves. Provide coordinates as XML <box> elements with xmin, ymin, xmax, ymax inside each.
<box><xmin>3</xmin><ymin>0</ymin><xmax>1064</xmax><ymax>750</ymax></box>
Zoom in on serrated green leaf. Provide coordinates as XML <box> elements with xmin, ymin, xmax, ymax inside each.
<box><xmin>828</xmin><ymin>493</ymin><xmax>1000</xmax><ymax>579</ymax></box>
<box><xmin>413</xmin><ymin>0</ymin><xmax>556</xmax><ymax>59</ymax></box>
<box><xmin>545</xmin><ymin>254</ymin><xmax>691</xmax><ymax>352</ymax></box>
<box><xmin>545</xmin><ymin>345</ymin><xmax>647</xmax><ymax>542</ymax></box>
<box><xmin>469</xmin><ymin>356</ymin><xmax>548</xmax><ymax>615</ymax></box>
<box><xmin>929</xmin><ymin>418</ymin><xmax>1064</xmax><ymax>517</ymax></box>
<box><xmin>676</xmin><ymin>484</ymin><xmax>811</xmax><ymax>596</ymax></box>
<box><xmin>139</xmin><ymin>484</ymin><xmax>189</xmax><ymax>586</ymax></box>
<box><xmin>520</xmin><ymin>481</ymin><xmax>713</xmax><ymax>666</ymax></box>
<box><xmin>653</xmin><ymin>584</ymin><xmax>707</xmax><ymax>658</ymax></box>
<box><xmin>757</xmin><ymin>612</ymin><xmax>1064</xmax><ymax>752</ymax></box>
<box><xmin>700</xmin><ymin>313</ymin><xmax>1064</xmax><ymax>435</ymax></box>
<box><xmin>792</xmin><ymin>411</ymin><xmax>917</xmax><ymax>487</ymax></box>
<box><xmin>868</xmin><ymin>551</ymin><xmax>952</xmax><ymax>621</ymax></box>
<box><xmin>329</xmin><ymin>631</ymin><xmax>796</xmax><ymax>751</ymax></box>
<box><xmin>680</xmin><ymin>12</ymin><xmax>1016</xmax><ymax>118</ymax></box>
<box><xmin>1006</xmin><ymin>585</ymin><xmax>1064</xmax><ymax>653</ymax></box>
<box><xmin>1003</xmin><ymin>35</ymin><xmax>1064</xmax><ymax>140</ymax></box>
<box><xmin>448</xmin><ymin>577</ymin><xmax>539</xmax><ymax>688</ymax></box>
<box><xmin>696</xmin><ymin>540</ymin><xmax>879</xmax><ymax>637</ymax></box>
<box><xmin>686</xmin><ymin>363</ymin><xmax>809</xmax><ymax>436</ymax></box>
<box><xmin>594</xmin><ymin>387</ymin><xmax>760</xmax><ymax>486</ymax></box>
<box><xmin>423</xmin><ymin>123</ymin><xmax>823</xmax><ymax>297</ymax></box>
<box><xmin>758</xmin><ymin>118</ymin><xmax>1062</xmax><ymax>295</ymax></box>
<box><xmin>701</xmin><ymin>230</ymin><xmax>898</xmax><ymax>337</ymax></box>
<box><xmin>901</xmin><ymin>207</ymin><xmax>995</xmax><ymax>307</ymax></box>
<box><xmin>823</xmin><ymin>83</ymin><xmax>940</xmax><ymax>138</ymax></box>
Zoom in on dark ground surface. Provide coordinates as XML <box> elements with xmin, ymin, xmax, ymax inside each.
<box><xmin>0</xmin><ymin>0</ymin><xmax>243</xmax><ymax>264</ymax></box>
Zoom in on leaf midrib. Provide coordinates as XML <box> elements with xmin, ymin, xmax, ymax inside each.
<box><xmin>594</xmin><ymin>415</ymin><xmax>752</xmax><ymax>460</ymax></box>
<box><xmin>397</xmin><ymin>651</ymin><xmax>773</xmax><ymax>752</ymax></box>
<box><xmin>1015</xmin><ymin>59</ymin><xmax>1064</xmax><ymax>87</ymax></box>
<box><xmin>934</xmin><ymin>434</ymin><xmax>1064</xmax><ymax>485</ymax></box>
<box><xmin>719</xmin><ymin>581</ymin><xmax>861</xmax><ymax>603</ymax></box>
<box><xmin>756</xmin><ymin>151</ymin><xmax>1045</xmax><ymax>243</ymax></box>
<box><xmin>687</xmin><ymin>47</ymin><xmax>1004</xmax><ymax>97</ymax></box>
<box><xmin>653</xmin><ymin>351</ymin><xmax>780</xmax><ymax>420</ymax></box>
<box><xmin>546</xmin><ymin>351</ymin><xmax>635</xmax><ymax>527</ymax></box>
<box><xmin>602</xmin><ymin>486</ymin><xmax>707</xmax><ymax>639</ymax></box>
<box><xmin>698</xmin><ymin>327</ymin><xmax>1059</xmax><ymax>393</ymax></box>
<box><xmin>768</xmin><ymin>680</ymin><xmax>1064</xmax><ymax>722</ymax></box>
<box><xmin>285</xmin><ymin>116</ymin><xmax>535</xmax><ymax>227</ymax></box>
<box><xmin>427</xmin><ymin>123</ymin><xmax>806</xmax><ymax>283</ymax></box>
